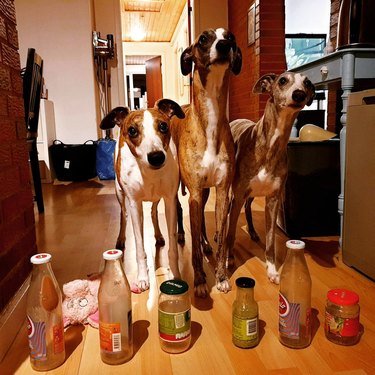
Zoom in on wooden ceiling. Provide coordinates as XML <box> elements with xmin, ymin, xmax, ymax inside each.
<box><xmin>121</xmin><ymin>0</ymin><xmax>187</xmax><ymax>42</ymax></box>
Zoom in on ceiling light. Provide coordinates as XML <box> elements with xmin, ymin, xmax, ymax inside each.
<box><xmin>131</xmin><ymin>25</ymin><xmax>146</xmax><ymax>41</ymax></box>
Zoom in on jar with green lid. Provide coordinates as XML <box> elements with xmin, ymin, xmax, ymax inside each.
<box><xmin>158</xmin><ymin>279</ymin><xmax>191</xmax><ymax>353</ymax></box>
<box><xmin>232</xmin><ymin>277</ymin><xmax>259</xmax><ymax>348</ymax></box>
<box><xmin>325</xmin><ymin>288</ymin><xmax>360</xmax><ymax>345</ymax></box>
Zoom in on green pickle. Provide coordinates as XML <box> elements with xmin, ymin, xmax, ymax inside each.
<box><xmin>232</xmin><ymin>277</ymin><xmax>259</xmax><ymax>348</ymax></box>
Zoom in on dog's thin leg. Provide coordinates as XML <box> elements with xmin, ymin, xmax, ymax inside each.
<box><xmin>189</xmin><ymin>191</ymin><xmax>209</xmax><ymax>298</ymax></box>
<box><xmin>244</xmin><ymin>197</ymin><xmax>260</xmax><ymax>242</ymax></box>
<box><xmin>214</xmin><ymin>185</ymin><xmax>231</xmax><ymax>293</ymax></box>
<box><xmin>176</xmin><ymin>196</ymin><xmax>185</xmax><ymax>244</ymax></box>
<box><xmin>164</xmin><ymin>195</ymin><xmax>181</xmax><ymax>280</ymax></box>
<box><xmin>151</xmin><ymin>200</ymin><xmax>165</xmax><ymax>246</ymax></box>
<box><xmin>115</xmin><ymin>187</ymin><xmax>126</xmax><ymax>251</ymax></box>
<box><xmin>225</xmin><ymin>194</ymin><xmax>246</xmax><ymax>268</ymax></box>
<box><xmin>265</xmin><ymin>194</ymin><xmax>281</xmax><ymax>284</ymax></box>
<box><xmin>128</xmin><ymin>199</ymin><xmax>149</xmax><ymax>291</ymax></box>
<box><xmin>201</xmin><ymin>188</ymin><xmax>212</xmax><ymax>254</ymax></box>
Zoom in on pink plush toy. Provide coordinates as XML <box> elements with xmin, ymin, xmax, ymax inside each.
<box><xmin>62</xmin><ymin>278</ymin><xmax>100</xmax><ymax>329</ymax></box>
<box><xmin>62</xmin><ymin>277</ymin><xmax>142</xmax><ymax>329</ymax></box>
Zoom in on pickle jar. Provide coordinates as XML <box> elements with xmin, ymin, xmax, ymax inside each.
<box><xmin>325</xmin><ymin>288</ymin><xmax>360</xmax><ymax>345</ymax></box>
<box><xmin>232</xmin><ymin>277</ymin><xmax>259</xmax><ymax>348</ymax></box>
<box><xmin>158</xmin><ymin>280</ymin><xmax>191</xmax><ymax>353</ymax></box>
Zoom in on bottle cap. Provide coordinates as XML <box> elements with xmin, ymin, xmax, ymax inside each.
<box><xmin>30</xmin><ymin>253</ymin><xmax>52</xmax><ymax>264</ymax></box>
<box><xmin>160</xmin><ymin>279</ymin><xmax>189</xmax><ymax>295</ymax></box>
<box><xmin>327</xmin><ymin>289</ymin><xmax>359</xmax><ymax>305</ymax></box>
<box><xmin>235</xmin><ymin>277</ymin><xmax>255</xmax><ymax>288</ymax></box>
<box><xmin>103</xmin><ymin>249</ymin><xmax>123</xmax><ymax>260</ymax></box>
<box><xmin>286</xmin><ymin>240</ymin><xmax>305</xmax><ymax>249</ymax></box>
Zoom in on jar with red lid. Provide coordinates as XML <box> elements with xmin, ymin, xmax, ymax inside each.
<box><xmin>325</xmin><ymin>289</ymin><xmax>360</xmax><ymax>345</ymax></box>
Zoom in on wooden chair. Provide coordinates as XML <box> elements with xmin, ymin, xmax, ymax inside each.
<box><xmin>22</xmin><ymin>48</ymin><xmax>44</xmax><ymax>213</ymax></box>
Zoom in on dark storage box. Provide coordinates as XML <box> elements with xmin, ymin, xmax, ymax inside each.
<box><xmin>277</xmin><ymin>139</ymin><xmax>341</xmax><ymax>238</ymax></box>
<box><xmin>50</xmin><ymin>140</ymin><xmax>97</xmax><ymax>181</ymax></box>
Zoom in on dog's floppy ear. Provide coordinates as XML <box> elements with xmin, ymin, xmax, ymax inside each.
<box><xmin>156</xmin><ymin>99</ymin><xmax>185</xmax><ymax>119</ymax></box>
<box><xmin>231</xmin><ymin>47</ymin><xmax>242</xmax><ymax>76</ymax></box>
<box><xmin>180</xmin><ymin>45</ymin><xmax>193</xmax><ymax>76</ymax></box>
<box><xmin>253</xmin><ymin>73</ymin><xmax>278</xmax><ymax>94</ymax></box>
<box><xmin>306</xmin><ymin>83</ymin><xmax>316</xmax><ymax>106</ymax></box>
<box><xmin>100</xmin><ymin>107</ymin><xmax>130</xmax><ymax>129</ymax></box>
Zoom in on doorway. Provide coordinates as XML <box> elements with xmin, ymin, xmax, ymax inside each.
<box><xmin>125</xmin><ymin>55</ymin><xmax>163</xmax><ymax>110</ymax></box>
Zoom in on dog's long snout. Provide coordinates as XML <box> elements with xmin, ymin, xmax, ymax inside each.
<box><xmin>292</xmin><ymin>90</ymin><xmax>307</xmax><ymax>103</ymax></box>
<box><xmin>147</xmin><ymin>151</ymin><xmax>165</xmax><ymax>168</ymax></box>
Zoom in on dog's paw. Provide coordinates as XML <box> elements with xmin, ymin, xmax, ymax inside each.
<box><xmin>137</xmin><ymin>279</ymin><xmax>150</xmax><ymax>291</ymax></box>
<box><xmin>266</xmin><ymin>261</ymin><xmax>280</xmax><ymax>284</ymax></box>
<box><xmin>201</xmin><ymin>240</ymin><xmax>213</xmax><ymax>255</ymax></box>
<box><xmin>249</xmin><ymin>229</ymin><xmax>260</xmax><ymax>242</ymax></box>
<box><xmin>177</xmin><ymin>232</ymin><xmax>185</xmax><ymax>244</ymax></box>
<box><xmin>194</xmin><ymin>283</ymin><xmax>209</xmax><ymax>298</ymax></box>
<box><xmin>167</xmin><ymin>268</ymin><xmax>181</xmax><ymax>280</ymax></box>
<box><xmin>115</xmin><ymin>239</ymin><xmax>125</xmax><ymax>251</ymax></box>
<box><xmin>155</xmin><ymin>236</ymin><xmax>165</xmax><ymax>247</ymax></box>
<box><xmin>216</xmin><ymin>279</ymin><xmax>231</xmax><ymax>293</ymax></box>
<box><xmin>130</xmin><ymin>283</ymin><xmax>143</xmax><ymax>294</ymax></box>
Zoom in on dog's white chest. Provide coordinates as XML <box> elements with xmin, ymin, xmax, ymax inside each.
<box><xmin>248</xmin><ymin>167</ymin><xmax>281</xmax><ymax>197</ymax></box>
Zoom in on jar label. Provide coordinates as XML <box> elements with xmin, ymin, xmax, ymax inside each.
<box><xmin>158</xmin><ymin>308</ymin><xmax>191</xmax><ymax>342</ymax></box>
<box><xmin>279</xmin><ymin>293</ymin><xmax>311</xmax><ymax>339</ymax></box>
<box><xmin>325</xmin><ymin>311</ymin><xmax>359</xmax><ymax>337</ymax></box>
<box><xmin>232</xmin><ymin>315</ymin><xmax>258</xmax><ymax>346</ymax></box>
<box><xmin>100</xmin><ymin>322</ymin><xmax>122</xmax><ymax>352</ymax></box>
<box><xmin>27</xmin><ymin>315</ymin><xmax>47</xmax><ymax>360</ymax></box>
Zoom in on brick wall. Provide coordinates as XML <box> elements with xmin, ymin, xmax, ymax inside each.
<box><xmin>326</xmin><ymin>0</ymin><xmax>341</xmax><ymax>133</ymax></box>
<box><xmin>228</xmin><ymin>0</ymin><xmax>286</xmax><ymax>122</ymax></box>
<box><xmin>0</xmin><ymin>0</ymin><xmax>37</xmax><ymax>313</ymax></box>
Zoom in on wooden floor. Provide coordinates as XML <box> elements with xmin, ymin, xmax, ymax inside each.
<box><xmin>1</xmin><ymin>179</ymin><xmax>375</xmax><ymax>375</ymax></box>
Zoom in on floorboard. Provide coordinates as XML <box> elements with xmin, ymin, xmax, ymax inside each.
<box><xmin>1</xmin><ymin>179</ymin><xmax>374</xmax><ymax>375</ymax></box>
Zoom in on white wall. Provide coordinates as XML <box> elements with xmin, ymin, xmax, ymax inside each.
<box><xmin>285</xmin><ymin>0</ymin><xmax>330</xmax><ymax>35</ymax></box>
<box><xmin>15</xmin><ymin>0</ymin><xmax>98</xmax><ymax>144</ymax></box>
<box><xmin>92</xmin><ymin>0</ymin><xmax>125</xmax><ymax>113</ymax></box>
<box><xmin>15</xmin><ymin>0</ymin><xmax>125</xmax><ymax>143</ymax></box>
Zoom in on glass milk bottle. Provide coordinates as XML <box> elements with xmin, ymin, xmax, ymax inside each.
<box><xmin>98</xmin><ymin>249</ymin><xmax>133</xmax><ymax>364</ymax></box>
<box><xmin>26</xmin><ymin>253</ymin><xmax>65</xmax><ymax>371</ymax></box>
<box><xmin>279</xmin><ymin>240</ymin><xmax>312</xmax><ymax>348</ymax></box>
<box><xmin>232</xmin><ymin>277</ymin><xmax>259</xmax><ymax>348</ymax></box>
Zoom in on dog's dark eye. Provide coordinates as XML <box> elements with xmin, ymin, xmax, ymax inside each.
<box><xmin>279</xmin><ymin>77</ymin><xmax>288</xmax><ymax>86</ymax></box>
<box><xmin>128</xmin><ymin>126</ymin><xmax>138</xmax><ymax>138</ymax></box>
<box><xmin>159</xmin><ymin>122</ymin><xmax>169</xmax><ymax>134</ymax></box>
<box><xmin>199</xmin><ymin>35</ymin><xmax>208</xmax><ymax>46</ymax></box>
<box><xmin>227</xmin><ymin>33</ymin><xmax>235</xmax><ymax>42</ymax></box>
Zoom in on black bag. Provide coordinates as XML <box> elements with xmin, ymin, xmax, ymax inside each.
<box><xmin>50</xmin><ymin>140</ymin><xmax>97</xmax><ymax>181</ymax></box>
<box><xmin>96</xmin><ymin>137</ymin><xmax>116</xmax><ymax>180</ymax></box>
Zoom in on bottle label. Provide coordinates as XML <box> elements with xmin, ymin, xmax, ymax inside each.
<box><xmin>232</xmin><ymin>315</ymin><xmax>258</xmax><ymax>346</ymax></box>
<box><xmin>53</xmin><ymin>322</ymin><xmax>65</xmax><ymax>354</ymax></box>
<box><xmin>325</xmin><ymin>311</ymin><xmax>359</xmax><ymax>337</ymax></box>
<box><xmin>158</xmin><ymin>308</ymin><xmax>191</xmax><ymax>343</ymax></box>
<box><xmin>27</xmin><ymin>315</ymin><xmax>47</xmax><ymax>361</ymax></box>
<box><xmin>279</xmin><ymin>293</ymin><xmax>304</xmax><ymax>339</ymax></box>
<box><xmin>100</xmin><ymin>322</ymin><xmax>122</xmax><ymax>352</ymax></box>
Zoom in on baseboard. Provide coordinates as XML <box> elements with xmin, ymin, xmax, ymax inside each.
<box><xmin>0</xmin><ymin>276</ymin><xmax>30</xmax><ymax>363</ymax></box>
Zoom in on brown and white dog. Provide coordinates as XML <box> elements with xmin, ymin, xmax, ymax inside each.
<box><xmin>100</xmin><ymin>99</ymin><xmax>185</xmax><ymax>291</ymax></box>
<box><xmin>225</xmin><ymin>72</ymin><xmax>315</xmax><ymax>284</ymax></box>
<box><xmin>170</xmin><ymin>28</ymin><xmax>242</xmax><ymax>297</ymax></box>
